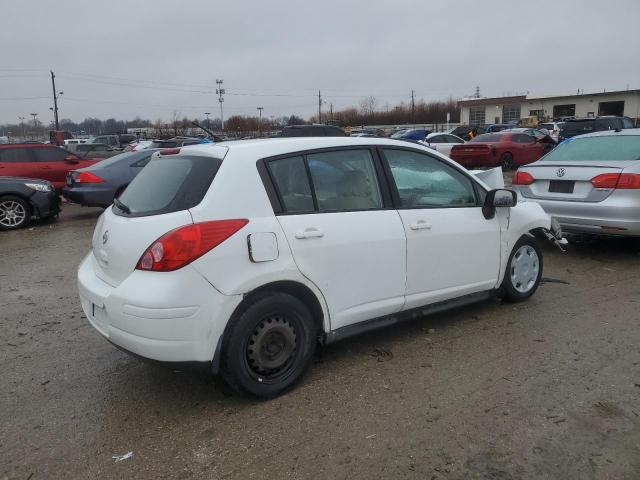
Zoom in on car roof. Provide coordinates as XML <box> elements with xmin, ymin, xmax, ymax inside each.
<box><xmin>563</xmin><ymin>128</ymin><xmax>640</xmax><ymax>139</ymax></box>
<box><xmin>179</xmin><ymin>137</ymin><xmax>438</xmax><ymax>161</ymax></box>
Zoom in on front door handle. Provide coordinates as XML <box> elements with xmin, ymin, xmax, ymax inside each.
<box><xmin>410</xmin><ymin>220</ymin><xmax>432</xmax><ymax>231</ymax></box>
<box><xmin>295</xmin><ymin>227</ymin><xmax>324</xmax><ymax>239</ymax></box>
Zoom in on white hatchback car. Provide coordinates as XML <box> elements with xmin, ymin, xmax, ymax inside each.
<box><xmin>78</xmin><ymin>138</ymin><xmax>560</xmax><ymax>397</ymax></box>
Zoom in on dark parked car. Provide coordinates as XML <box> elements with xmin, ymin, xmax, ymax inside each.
<box><xmin>0</xmin><ymin>177</ymin><xmax>60</xmax><ymax>230</ymax></box>
<box><xmin>450</xmin><ymin>125</ymin><xmax>487</xmax><ymax>141</ymax></box>
<box><xmin>0</xmin><ymin>143</ymin><xmax>98</xmax><ymax>190</ymax></box>
<box><xmin>281</xmin><ymin>125</ymin><xmax>347</xmax><ymax>137</ymax></box>
<box><xmin>486</xmin><ymin>123</ymin><xmax>515</xmax><ymax>133</ymax></box>
<box><xmin>63</xmin><ymin>149</ymin><xmax>161</xmax><ymax>207</ymax></box>
<box><xmin>390</xmin><ymin>128</ymin><xmax>431</xmax><ymax>143</ymax></box>
<box><xmin>450</xmin><ymin>131</ymin><xmax>555</xmax><ymax>169</ymax></box>
<box><xmin>118</xmin><ymin>133</ymin><xmax>138</xmax><ymax>148</ymax></box>
<box><xmin>558</xmin><ymin>116</ymin><xmax>635</xmax><ymax>142</ymax></box>
<box><xmin>71</xmin><ymin>143</ymin><xmax>120</xmax><ymax>159</ymax></box>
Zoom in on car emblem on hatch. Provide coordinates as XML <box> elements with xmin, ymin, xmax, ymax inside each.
<box><xmin>556</xmin><ymin>168</ymin><xmax>566</xmax><ymax>177</ymax></box>
<box><xmin>102</xmin><ymin>230</ymin><xmax>110</xmax><ymax>245</ymax></box>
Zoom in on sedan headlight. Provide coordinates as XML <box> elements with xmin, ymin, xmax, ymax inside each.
<box><xmin>25</xmin><ymin>182</ymin><xmax>53</xmax><ymax>192</ymax></box>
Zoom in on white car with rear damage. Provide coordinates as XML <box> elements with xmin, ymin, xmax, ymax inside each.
<box><xmin>78</xmin><ymin>137</ymin><xmax>563</xmax><ymax>398</ymax></box>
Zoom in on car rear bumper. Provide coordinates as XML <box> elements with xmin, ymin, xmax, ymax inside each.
<box><xmin>519</xmin><ymin>194</ymin><xmax>640</xmax><ymax>236</ymax></box>
<box><xmin>62</xmin><ymin>186</ymin><xmax>116</xmax><ymax>207</ymax></box>
<box><xmin>77</xmin><ymin>253</ymin><xmax>243</xmax><ymax>363</ymax></box>
<box><xmin>450</xmin><ymin>152</ymin><xmax>496</xmax><ymax>168</ymax></box>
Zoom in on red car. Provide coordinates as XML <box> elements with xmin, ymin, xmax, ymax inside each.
<box><xmin>450</xmin><ymin>130</ymin><xmax>555</xmax><ymax>170</ymax></box>
<box><xmin>0</xmin><ymin>144</ymin><xmax>98</xmax><ymax>190</ymax></box>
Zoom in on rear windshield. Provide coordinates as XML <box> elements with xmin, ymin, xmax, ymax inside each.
<box><xmin>470</xmin><ymin>134</ymin><xmax>502</xmax><ymax>143</ymax></box>
<box><xmin>541</xmin><ymin>136</ymin><xmax>640</xmax><ymax>161</ymax></box>
<box><xmin>560</xmin><ymin>121</ymin><xmax>594</xmax><ymax>134</ymax></box>
<box><xmin>115</xmin><ymin>154</ymin><xmax>222</xmax><ymax>217</ymax></box>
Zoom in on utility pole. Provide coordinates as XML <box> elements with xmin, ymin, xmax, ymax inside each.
<box><xmin>204</xmin><ymin>112</ymin><xmax>211</xmax><ymax>130</ymax></box>
<box><xmin>475</xmin><ymin>85</ymin><xmax>481</xmax><ymax>98</ymax></box>
<box><xmin>19</xmin><ymin>116</ymin><xmax>25</xmax><ymax>140</ymax></box>
<box><xmin>50</xmin><ymin>70</ymin><xmax>61</xmax><ymax>131</ymax></box>
<box><xmin>30</xmin><ymin>113</ymin><xmax>38</xmax><ymax>140</ymax></box>
<box><xmin>329</xmin><ymin>103</ymin><xmax>333</xmax><ymax>122</ymax></box>
<box><xmin>216</xmin><ymin>79</ymin><xmax>225</xmax><ymax>131</ymax></box>
<box><xmin>411</xmin><ymin>90</ymin><xmax>415</xmax><ymax>123</ymax></box>
<box><xmin>257</xmin><ymin>107</ymin><xmax>263</xmax><ymax>136</ymax></box>
<box><xmin>318</xmin><ymin>90</ymin><xmax>322</xmax><ymax>124</ymax></box>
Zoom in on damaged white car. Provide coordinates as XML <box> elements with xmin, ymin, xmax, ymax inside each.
<box><xmin>78</xmin><ymin>138</ymin><xmax>564</xmax><ymax>397</ymax></box>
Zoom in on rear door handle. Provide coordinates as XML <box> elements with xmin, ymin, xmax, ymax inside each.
<box><xmin>295</xmin><ymin>227</ymin><xmax>324</xmax><ymax>239</ymax></box>
<box><xmin>410</xmin><ymin>220</ymin><xmax>432</xmax><ymax>230</ymax></box>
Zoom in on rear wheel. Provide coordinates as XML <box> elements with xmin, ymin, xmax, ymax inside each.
<box><xmin>0</xmin><ymin>195</ymin><xmax>31</xmax><ymax>231</ymax></box>
<box><xmin>500</xmin><ymin>152</ymin><xmax>514</xmax><ymax>171</ymax></box>
<box><xmin>501</xmin><ymin>236</ymin><xmax>543</xmax><ymax>302</ymax></box>
<box><xmin>221</xmin><ymin>292</ymin><xmax>317</xmax><ymax>398</ymax></box>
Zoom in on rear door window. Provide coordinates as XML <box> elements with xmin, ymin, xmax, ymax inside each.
<box><xmin>0</xmin><ymin>148</ymin><xmax>34</xmax><ymax>163</ymax></box>
<box><xmin>116</xmin><ymin>154</ymin><xmax>222</xmax><ymax>217</ymax></box>
<box><xmin>307</xmin><ymin>149</ymin><xmax>382</xmax><ymax>211</ymax></box>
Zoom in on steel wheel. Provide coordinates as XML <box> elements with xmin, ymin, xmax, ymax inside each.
<box><xmin>510</xmin><ymin>244</ymin><xmax>540</xmax><ymax>293</ymax></box>
<box><xmin>500</xmin><ymin>153</ymin><xmax>514</xmax><ymax>170</ymax></box>
<box><xmin>246</xmin><ymin>316</ymin><xmax>297</xmax><ymax>380</ymax></box>
<box><xmin>0</xmin><ymin>198</ymin><xmax>28</xmax><ymax>229</ymax></box>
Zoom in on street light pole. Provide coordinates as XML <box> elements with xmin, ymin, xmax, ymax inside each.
<box><xmin>216</xmin><ymin>79</ymin><xmax>225</xmax><ymax>131</ymax></box>
<box><xmin>19</xmin><ymin>116</ymin><xmax>25</xmax><ymax>140</ymax></box>
<box><xmin>30</xmin><ymin>113</ymin><xmax>38</xmax><ymax>140</ymax></box>
<box><xmin>257</xmin><ymin>107</ymin><xmax>263</xmax><ymax>136</ymax></box>
<box><xmin>204</xmin><ymin>112</ymin><xmax>211</xmax><ymax>130</ymax></box>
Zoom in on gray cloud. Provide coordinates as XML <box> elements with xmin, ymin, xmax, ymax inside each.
<box><xmin>1</xmin><ymin>0</ymin><xmax>639</xmax><ymax>124</ymax></box>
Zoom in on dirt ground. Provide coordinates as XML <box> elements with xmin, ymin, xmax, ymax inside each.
<box><xmin>1</xmin><ymin>204</ymin><xmax>640</xmax><ymax>480</ymax></box>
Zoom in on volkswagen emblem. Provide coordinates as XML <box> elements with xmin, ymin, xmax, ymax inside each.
<box><xmin>102</xmin><ymin>230</ymin><xmax>110</xmax><ymax>245</ymax></box>
<box><xmin>556</xmin><ymin>168</ymin><xmax>566</xmax><ymax>177</ymax></box>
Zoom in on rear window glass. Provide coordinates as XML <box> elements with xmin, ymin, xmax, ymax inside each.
<box><xmin>0</xmin><ymin>148</ymin><xmax>33</xmax><ymax>163</ymax></box>
<box><xmin>542</xmin><ymin>136</ymin><xmax>640</xmax><ymax>161</ymax></box>
<box><xmin>115</xmin><ymin>154</ymin><xmax>222</xmax><ymax>216</ymax></box>
<box><xmin>470</xmin><ymin>134</ymin><xmax>502</xmax><ymax>143</ymax></box>
<box><xmin>561</xmin><ymin>121</ymin><xmax>594</xmax><ymax>134</ymax></box>
<box><xmin>268</xmin><ymin>156</ymin><xmax>314</xmax><ymax>213</ymax></box>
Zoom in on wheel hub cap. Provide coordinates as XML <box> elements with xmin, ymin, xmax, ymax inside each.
<box><xmin>510</xmin><ymin>245</ymin><xmax>539</xmax><ymax>293</ymax></box>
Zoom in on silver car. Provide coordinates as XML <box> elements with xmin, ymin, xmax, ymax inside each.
<box><xmin>512</xmin><ymin>129</ymin><xmax>640</xmax><ymax>236</ymax></box>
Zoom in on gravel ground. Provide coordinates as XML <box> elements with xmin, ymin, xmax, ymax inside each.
<box><xmin>1</xmin><ymin>203</ymin><xmax>640</xmax><ymax>480</ymax></box>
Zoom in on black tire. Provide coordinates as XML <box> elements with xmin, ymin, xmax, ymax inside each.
<box><xmin>0</xmin><ymin>195</ymin><xmax>31</xmax><ymax>231</ymax></box>
<box><xmin>500</xmin><ymin>152</ymin><xmax>514</xmax><ymax>171</ymax></box>
<box><xmin>500</xmin><ymin>236</ymin><xmax>543</xmax><ymax>302</ymax></box>
<box><xmin>221</xmin><ymin>292</ymin><xmax>317</xmax><ymax>398</ymax></box>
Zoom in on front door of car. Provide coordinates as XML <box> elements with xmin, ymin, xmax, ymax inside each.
<box><xmin>32</xmin><ymin>147</ymin><xmax>80</xmax><ymax>188</ymax></box>
<box><xmin>267</xmin><ymin>149</ymin><xmax>406</xmax><ymax>330</ymax></box>
<box><xmin>380</xmin><ymin>147</ymin><xmax>501</xmax><ymax>309</ymax></box>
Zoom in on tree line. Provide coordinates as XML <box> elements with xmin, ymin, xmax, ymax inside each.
<box><xmin>0</xmin><ymin>98</ymin><xmax>460</xmax><ymax>139</ymax></box>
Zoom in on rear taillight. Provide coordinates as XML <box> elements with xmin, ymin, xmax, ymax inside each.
<box><xmin>512</xmin><ymin>171</ymin><xmax>534</xmax><ymax>185</ymax></box>
<box><xmin>136</xmin><ymin>219</ymin><xmax>249</xmax><ymax>272</ymax></box>
<box><xmin>76</xmin><ymin>171</ymin><xmax>104</xmax><ymax>183</ymax></box>
<box><xmin>591</xmin><ymin>173</ymin><xmax>640</xmax><ymax>189</ymax></box>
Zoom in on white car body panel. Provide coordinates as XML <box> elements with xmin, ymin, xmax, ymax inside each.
<box><xmin>78</xmin><ymin>137</ymin><xmax>552</xmax><ymax>364</ymax></box>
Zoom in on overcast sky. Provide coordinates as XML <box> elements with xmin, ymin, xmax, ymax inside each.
<box><xmin>1</xmin><ymin>0</ymin><xmax>639</xmax><ymax>125</ymax></box>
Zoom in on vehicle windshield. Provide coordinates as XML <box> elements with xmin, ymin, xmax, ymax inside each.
<box><xmin>541</xmin><ymin>135</ymin><xmax>640</xmax><ymax>161</ymax></box>
<box><xmin>469</xmin><ymin>134</ymin><xmax>502</xmax><ymax>143</ymax></box>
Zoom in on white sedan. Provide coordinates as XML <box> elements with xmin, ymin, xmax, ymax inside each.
<box><xmin>420</xmin><ymin>132</ymin><xmax>466</xmax><ymax>157</ymax></box>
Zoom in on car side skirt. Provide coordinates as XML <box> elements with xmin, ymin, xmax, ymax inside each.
<box><xmin>323</xmin><ymin>290</ymin><xmax>494</xmax><ymax>345</ymax></box>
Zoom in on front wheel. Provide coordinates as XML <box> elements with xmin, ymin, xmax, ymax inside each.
<box><xmin>500</xmin><ymin>237</ymin><xmax>543</xmax><ymax>302</ymax></box>
<box><xmin>221</xmin><ymin>292</ymin><xmax>317</xmax><ymax>398</ymax></box>
<box><xmin>0</xmin><ymin>195</ymin><xmax>31</xmax><ymax>231</ymax></box>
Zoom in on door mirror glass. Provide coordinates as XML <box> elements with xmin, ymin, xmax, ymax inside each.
<box><xmin>65</xmin><ymin>155</ymin><xmax>79</xmax><ymax>163</ymax></box>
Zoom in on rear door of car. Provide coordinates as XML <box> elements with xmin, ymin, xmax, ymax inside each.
<box><xmin>266</xmin><ymin>147</ymin><xmax>407</xmax><ymax>330</ymax></box>
<box><xmin>380</xmin><ymin>147</ymin><xmax>501</xmax><ymax>309</ymax></box>
<box><xmin>0</xmin><ymin>147</ymin><xmax>36</xmax><ymax>179</ymax></box>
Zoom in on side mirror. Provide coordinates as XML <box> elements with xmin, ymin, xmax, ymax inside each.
<box><xmin>65</xmin><ymin>155</ymin><xmax>79</xmax><ymax>163</ymax></box>
<box><xmin>482</xmin><ymin>188</ymin><xmax>517</xmax><ymax>219</ymax></box>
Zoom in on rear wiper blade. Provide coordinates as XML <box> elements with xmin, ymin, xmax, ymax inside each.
<box><xmin>113</xmin><ymin>197</ymin><xmax>131</xmax><ymax>214</ymax></box>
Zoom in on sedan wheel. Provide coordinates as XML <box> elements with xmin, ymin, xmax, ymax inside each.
<box><xmin>0</xmin><ymin>196</ymin><xmax>30</xmax><ymax>230</ymax></box>
<box><xmin>500</xmin><ymin>153</ymin><xmax>514</xmax><ymax>170</ymax></box>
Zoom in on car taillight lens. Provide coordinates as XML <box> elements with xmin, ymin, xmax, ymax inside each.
<box><xmin>136</xmin><ymin>219</ymin><xmax>249</xmax><ymax>272</ymax></box>
<box><xmin>76</xmin><ymin>171</ymin><xmax>104</xmax><ymax>183</ymax></box>
<box><xmin>591</xmin><ymin>173</ymin><xmax>640</xmax><ymax>189</ymax></box>
<box><xmin>512</xmin><ymin>171</ymin><xmax>534</xmax><ymax>185</ymax></box>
